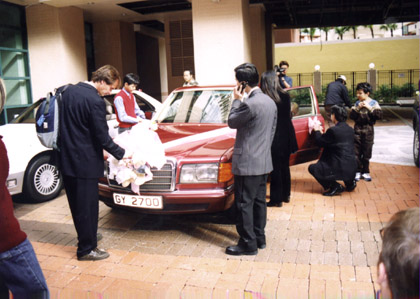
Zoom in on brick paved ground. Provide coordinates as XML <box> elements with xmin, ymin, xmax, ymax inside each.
<box><xmin>13</xmin><ymin>161</ymin><xmax>419</xmax><ymax>298</ymax></box>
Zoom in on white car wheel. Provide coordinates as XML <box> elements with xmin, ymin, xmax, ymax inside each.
<box><xmin>23</xmin><ymin>154</ymin><xmax>63</xmax><ymax>203</ymax></box>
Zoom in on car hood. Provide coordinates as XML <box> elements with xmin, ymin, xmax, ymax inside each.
<box><xmin>0</xmin><ymin>123</ymin><xmax>49</xmax><ymax>173</ymax></box>
<box><xmin>157</xmin><ymin>123</ymin><xmax>236</xmax><ymax>161</ymax></box>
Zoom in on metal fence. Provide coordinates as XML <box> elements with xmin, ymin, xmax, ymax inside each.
<box><xmin>289</xmin><ymin>69</ymin><xmax>419</xmax><ymax>103</ymax></box>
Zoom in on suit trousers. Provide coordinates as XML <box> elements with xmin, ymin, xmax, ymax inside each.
<box><xmin>233</xmin><ymin>174</ymin><xmax>268</xmax><ymax>250</ymax></box>
<box><xmin>63</xmin><ymin>175</ymin><xmax>99</xmax><ymax>258</ymax></box>
<box><xmin>270</xmin><ymin>153</ymin><xmax>291</xmax><ymax>204</ymax></box>
<box><xmin>308</xmin><ymin>164</ymin><xmax>353</xmax><ymax>191</ymax></box>
<box><xmin>354</xmin><ymin>125</ymin><xmax>374</xmax><ymax>173</ymax></box>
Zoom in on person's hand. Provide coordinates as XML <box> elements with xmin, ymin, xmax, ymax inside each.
<box><xmin>314</xmin><ymin>122</ymin><xmax>323</xmax><ymax>133</ymax></box>
<box><xmin>233</xmin><ymin>84</ymin><xmax>244</xmax><ymax>101</ymax></box>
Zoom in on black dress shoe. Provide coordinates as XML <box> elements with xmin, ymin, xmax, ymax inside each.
<box><xmin>346</xmin><ymin>180</ymin><xmax>357</xmax><ymax>192</ymax></box>
<box><xmin>225</xmin><ymin>245</ymin><xmax>257</xmax><ymax>256</ymax></box>
<box><xmin>78</xmin><ymin>248</ymin><xmax>110</xmax><ymax>261</ymax></box>
<box><xmin>267</xmin><ymin>202</ymin><xmax>283</xmax><ymax>207</ymax></box>
<box><xmin>322</xmin><ymin>184</ymin><xmax>345</xmax><ymax>196</ymax></box>
<box><xmin>283</xmin><ymin>196</ymin><xmax>290</xmax><ymax>203</ymax></box>
<box><xmin>257</xmin><ymin>242</ymin><xmax>266</xmax><ymax>249</ymax></box>
<box><xmin>97</xmin><ymin>233</ymin><xmax>103</xmax><ymax>241</ymax></box>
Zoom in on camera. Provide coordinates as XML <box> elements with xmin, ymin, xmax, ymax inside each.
<box><xmin>274</xmin><ymin>65</ymin><xmax>286</xmax><ymax>77</ymax></box>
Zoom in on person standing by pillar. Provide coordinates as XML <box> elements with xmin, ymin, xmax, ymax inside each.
<box><xmin>226</xmin><ymin>63</ymin><xmax>277</xmax><ymax>255</ymax></box>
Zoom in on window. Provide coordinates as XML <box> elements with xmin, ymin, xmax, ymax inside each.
<box><xmin>158</xmin><ymin>90</ymin><xmax>233</xmax><ymax>124</ymax></box>
<box><xmin>0</xmin><ymin>1</ymin><xmax>31</xmax><ymax>125</ymax></box>
<box><xmin>169</xmin><ymin>20</ymin><xmax>194</xmax><ymax>77</ymax></box>
<box><xmin>287</xmin><ymin>87</ymin><xmax>316</xmax><ymax>118</ymax></box>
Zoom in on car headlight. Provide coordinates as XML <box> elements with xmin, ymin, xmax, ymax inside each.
<box><xmin>180</xmin><ymin>163</ymin><xmax>218</xmax><ymax>183</ymax></box>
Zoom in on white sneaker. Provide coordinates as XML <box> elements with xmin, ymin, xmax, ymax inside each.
<box><xmin>362</xmin><ymin>173</ymin><xmax>372</xmax><ymax>181</ymax></box>
<box><xmin>355</xmin><ymin>172</ymin><xmax>361</xmax><ymax>181</ymax></box>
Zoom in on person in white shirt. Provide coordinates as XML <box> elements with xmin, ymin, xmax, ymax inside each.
<box><xmin>114</xmin><ymin>73</ymin><xmax>145</xmax><ymax>134</ymax></box>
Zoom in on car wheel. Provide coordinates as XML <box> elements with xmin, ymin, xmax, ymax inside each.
<box><xmin>414</xmin><ymin>125</ymin><xmax>419</xmax><ymax>167</ymax></box>
<box><xmin>23</xmin><ymin>155</ymin><xmax>63</xmax><ymax>203</ymax></box>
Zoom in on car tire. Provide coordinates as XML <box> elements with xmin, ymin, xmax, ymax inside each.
<box><xmin>23</xmin><ymin>154</ymin><xmax>63</xmax><ymax>203</ymax></box>
<box><xmin>414</xmin><ymin>125</ymin><xmax>419</xmax><ymax>167</ymax></box>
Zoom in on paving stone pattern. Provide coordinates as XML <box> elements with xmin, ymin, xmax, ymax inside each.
<box><xmin>14</xmin><ymin>162</ymin><xmax>419</xmax><ymax>298</ymax></box>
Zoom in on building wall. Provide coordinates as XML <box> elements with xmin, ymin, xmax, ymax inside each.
<box><xmin>249</xmin><ymin>5</ymin><xmax>266</xmax><ymax>75</ymax></box>
<box><xmin>275</xmin><ymin>36</ymin><xmax>420</xmax><ymax>74</ymax></box>
<box><xmin>93</xmin><ymin>21</ymin><xmax>137</xmax><ymax>80</ymax></box>
<box><xmin>191</xmin><ymin>0</ymin><xmax>251</xmax><ymax>86</ymax></box>
<box><xmin>26</xmin><ymin>4</ymin><xmax>86</xmax><ymax>100</ymax></box>
<box><xmin>274</xmin><ymin>29</ymin><xmax>300</xmax><ymax>44</ymax></box>
<box><xmin>136</xmin><ymin>33</ymin><xmax>161</xmax><ymax>101</ymax></box>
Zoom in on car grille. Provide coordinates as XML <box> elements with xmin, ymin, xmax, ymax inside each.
<box><xmin>107</xmin><ymin>159</ymin><xmax>176</xmax><ymax>192</ymax></box>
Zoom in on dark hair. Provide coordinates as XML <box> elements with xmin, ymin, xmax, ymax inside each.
<box><xmin>378</xmin><ymin>208</ymin><xmax>419</xmax><ymax>299</ymax></box>
<box><xmin>260</xmin><ymin>70</ymin><xmax>286</xmax><ymax>103</ymax></box>
<box><xmin>91</xmin><ymin>65</ymin><xmax>121</xmax><ymax>87</ymax></box>
<box><xmin>279</xmin><ymin>60</ymin><xmax>289</xmax><ymax>68</ymax></box>
<box><xmin>331</xmin><ymin>105</ymin><xmax>347</xmax><ymax>122</ymax></box>
<box><xmin>234</xmin><ymin>63</ymin><xmax>259</xmax><ymax>87</ymax></box>
<box><xmin>123</xmin><ymin>73</ymin><xmax>140</xmax><ymax>88</ymax></box>
<box><xmin>356</xmin><ymin>82</ymin><xmax>372</xmax><ymax>94</ymax></box>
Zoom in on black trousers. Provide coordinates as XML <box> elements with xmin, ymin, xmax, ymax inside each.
<box><xmin>354</xmin><ymin>125</ymin><xmax>374</xmax><ymax>173</ymax></box>
<box><xmin>270</xmin><ymin>153</ymin><xmax>291</xmax><ymax>204</ymax></box>
<box><xmin>308</xmin><ymin>164</ymin><xmax>353</xmax><ymax>191</ymax></box>
<box><xmin>63</xmin><ymin>175</ymin><xmax>99</xmax><ymax>258</ymax></box>
<box><xmin>233</xmin><ymin>174</ymin><xmax>268</xmax><ymax>250</ymax></box>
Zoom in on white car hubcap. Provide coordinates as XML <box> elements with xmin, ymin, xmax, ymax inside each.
<box><xmin>34</xmin><ymin>164</ymin><xmax>60</xmax><ymax>195</ymax></box>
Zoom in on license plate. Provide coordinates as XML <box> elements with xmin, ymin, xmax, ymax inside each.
<box><xmin>113</xmin><ymin>193</ymin><xmax>163</xmax><ymax>209</ymax></box>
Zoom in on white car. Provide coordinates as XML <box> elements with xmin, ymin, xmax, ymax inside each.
<box><xmin>0</xmin><ymin>89</ymin><xmax>162</xmax><ymax>203</ymax></box>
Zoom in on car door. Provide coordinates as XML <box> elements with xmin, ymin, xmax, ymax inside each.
<box><xmin>287</xmin><ymin>86</ymin><xmax>324</xmax><ymax>165</ymax></box>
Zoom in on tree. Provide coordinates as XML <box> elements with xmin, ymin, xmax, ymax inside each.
<box><xmin>302</xmin><ymin>27</ymin><xmax>317</xmax><ymax>42</ymax></box>
<box><xmin>349</xmin><ymin>26</ymin><xmax>359</xmax><ymax>39</ymax></box>
<box><xmin>364</xmin><ymin>25</ymin><xmax>375</xmax><ymax>38</ymax></box>
<box><xmin>334</xmin><ymin>26</ymin><xmax>349</xmax><ymax>40</ymax></box>
<box><xmin>380</xmin><ymin>23</ymin><xmax>398</xmax><ymax>37</ymax></box>
<box><xmin>319</xmin><ymin>27</ymin><xmax>331</xmax><ymax>41</ymax></box>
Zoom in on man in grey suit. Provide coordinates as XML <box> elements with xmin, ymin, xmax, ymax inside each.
<box><xmin>226</xmin><ymin>63</ymin><xmax>277</xmax><ymax>256</ymax></box>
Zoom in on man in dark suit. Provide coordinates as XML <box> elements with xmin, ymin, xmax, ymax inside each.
<box><xmin>226</xmin><ymin>63</ymin><xmax>277</xmax><ymax>256</ymax></box>
<box><xmin>324</xmin><ymin>75</ymin><xmax>351</xmax><ymax>127</ymax></box>
<box><xmin>58</xmin><ymin>65</ymin><xmax>125</xmax><ymax>261</ymax></box>
<box><xmin>308</xmin><ymin>105</ymin><xmax>357</xmax><ymax>196</ymax></box>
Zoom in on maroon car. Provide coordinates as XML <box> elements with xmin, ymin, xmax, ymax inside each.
<box><xmin>99</xmin><ymin>85</ymin><xmax>324</xmax><ymax>214</ymax></box>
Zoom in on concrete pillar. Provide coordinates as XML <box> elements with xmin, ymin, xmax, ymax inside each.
<box><xmin>26</xmin><ymin>4</ymin><xmax>86</xmax><ymax>100</ymax></box>
<box><xmin>313</xmin><ymin>71</ymin><xmax>322</xmax><ymax>95</ymax></box>
<box><xmin>249</xmin><ymin>5</ymin><xmax>266</xmax><ymax>75</ymax></box>
<box><xmin>93</xmin><ymin>21</ymin><xmax>137</xmax><ymax>79</ymax></box>
<box><xmin>367</xmin><ymin>69</ymin><xmax>377</xmax><ymax>91</ymax></box>
<box><xmin>191</xmin><ymin>0</ymin><xmax>251</xmax><ymax>85</ymax></box>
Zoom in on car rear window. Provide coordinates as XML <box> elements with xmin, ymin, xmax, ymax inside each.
<box><xmin>158</xmin><ymin>90</ymin><xmax>233</xmax><ymax>124</ymax></box>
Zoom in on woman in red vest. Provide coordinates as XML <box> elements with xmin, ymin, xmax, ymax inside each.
<box><xmin>114</xmin><ymin>73</ymin><xmax>145</xmax><ymax>134</ymax></box>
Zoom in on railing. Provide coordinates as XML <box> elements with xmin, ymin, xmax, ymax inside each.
<box><xmin>289</xmin><ymin>69</ymin><xmax>419</xmax><ymax>104</ymax></box>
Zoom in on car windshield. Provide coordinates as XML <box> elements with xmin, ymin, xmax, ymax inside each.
<box><xmin>157</xmin><ymin>90</ymin><xmax>233</xmax><ymax>124</ymax></box>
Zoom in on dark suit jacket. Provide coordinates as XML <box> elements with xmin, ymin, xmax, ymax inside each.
<box><xmin>228</xmin><ymin>88</ymin><xmax>277</xmax><ymax>176</ymax></box>
<box><xmin>311</xmin><ymin>121</ymin><xmax>357</xmax><ymax>181</ymax></box>
<box><xmin>271</xmin><ymin>91</ymin><xmax>298</xmax><ymax>158</ymax></box>
<box><xmin>325</xmin><ymin>80</ymin><xmax>351</xmax><ymax>108</ymax></box>
<box><xmin>58</xmin><ymin>82</ymin><xmax>125</xmax><ymax>178</ymax></box>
